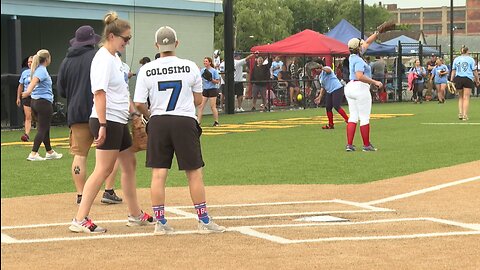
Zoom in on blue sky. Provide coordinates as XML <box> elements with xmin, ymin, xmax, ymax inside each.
<box><xmin>364</xmin><ymin>0</ymin><xmax>466</xmax><ymax>8</ymax></box>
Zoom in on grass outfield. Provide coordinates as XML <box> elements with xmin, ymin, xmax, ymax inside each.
<box><xmin>1</xmin><ymin>98</ymin><xmax>479</xmax><ymax>198</ymax></box>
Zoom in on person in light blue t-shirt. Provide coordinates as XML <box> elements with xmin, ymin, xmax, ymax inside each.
<box><xmin>22</xmin><ymin>49</ymin><xmax>63</xmax><ymax>161</ymax></box>
<box><xmin>430</xmin><ymin>58</ymin><xmax>449</xmax><ymax>103</ymax></box>
<box><xmin>197</xmin><ymin>56</ymin><xmax>221</xmax><ymax>126</ymax></box>
<box><xmin>450</xmin><ymin>45</ymin><xmax>480</xmax><ymax>121</ymax></box>
<box><xmin>314</xmin><ymin>64</ymin><xmax>349</xmax><ymax>129</ymax></box>
<box><xmin>344</xmin><ymin>31</ymin><xmax>384</xmax><ymax>152</ymax></box>
<box><xmin>408</xmin><ymin>59</ymin><xmax>427</xmax><ymax>103</ymax></box>
<box><xmin>16</xmin><ymin>55</ymin><xmax>33</xmax><ymax>142</ymax></box>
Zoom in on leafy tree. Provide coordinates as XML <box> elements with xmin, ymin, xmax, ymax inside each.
<box><xmin>214</xmin><ymin>0</ymin><xmax>293</xmax><ymax>53</ymax></box>
<box><xmin>214</xmin><ymin>0</ymin><xmax>392</xmax><ymax>52</ymax></box>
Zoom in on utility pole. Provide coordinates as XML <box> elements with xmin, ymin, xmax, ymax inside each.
<box><xmin>223</xmin><ymin>0</ymin><xmax>235</xmax><ymax>114</ymax></box>
<box><xmin>361</xmin><ymin>0</ymin><xmax>365</xmax><ymax>39</ymax></box>
<box><xmin>450</xmin><ymin>0</ymin><xmax>454</xmax><ymax>66</ymax></box>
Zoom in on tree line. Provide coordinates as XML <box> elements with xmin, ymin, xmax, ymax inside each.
<box><xmin>214</xmin><ymin>0</ymin><xmax>393</xmax><ymax>53</ymax></box>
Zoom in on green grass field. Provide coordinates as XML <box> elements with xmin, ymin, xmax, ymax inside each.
<box><xmin>1</xmin><ymin>98</ymin><xmax>479</xmax><ymax>198</ymax></box>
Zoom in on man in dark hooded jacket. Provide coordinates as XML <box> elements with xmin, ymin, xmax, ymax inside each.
<box><xmin>57</xmin><ymin>25</ymin><xmax>122</xmax><ymax>205</ymax></box>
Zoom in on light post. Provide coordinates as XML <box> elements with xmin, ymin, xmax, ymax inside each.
<box><xmin>435</xmin><ymin>25</ymin><xmax>439</xmax><ymax>46</ymax></box>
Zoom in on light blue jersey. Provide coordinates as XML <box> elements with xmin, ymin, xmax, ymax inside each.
<box><xmin>271</xmin><ymin>61</ymin><xmax>283</xmax><ymax>78</ymax></box>
<box><xmin>319</xmin><ymin>67</ymin><xmax>343</xmax><ymax>93</ymax></box>
<box><xmin>431</xmin><ymin>64</ymin><xmax>449</xmax><ymax>84</ymax></box>
<box><xmin>30</xmin><ymin>65</ymin><xmax>53</xmax><ymax>103</ymax></box>
<box><xmin>349</xmin><ymin>54</ymin><xmax>372</xmax><ymax>81</ymax></box>
<box><xmin>18</xmin><ymin>69</ymin><xmax>31</xmax><ymax>92</ymax></box>
<box><xmin>452</xmin><ymin>55</ymin><xmax>476</xmax><ymax>81</ymax></box>
<box><xmin>201</xmin><ymin>67</ymin><xmax>220</xmax><ymax>90</ymax></box>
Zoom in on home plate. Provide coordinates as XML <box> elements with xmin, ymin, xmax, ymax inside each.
<box><xmin>295</xmin><ymin>215</ymin><xmax>349</xmax><ymax>222</ymax></box>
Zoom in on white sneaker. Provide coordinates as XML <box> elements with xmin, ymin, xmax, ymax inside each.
<box><xmin>154</xmin><ymin>222</ymin><xmax>175</xmax><ymax>235</ymax></box>
<box><xmin>239</xmin><ymin>107</ymin><xmax>245</xmax><ymax>112</ymax></box>
<box><xmin>45</xmin><ymin>150</ymin><xmax>63</xmax><ymax>160</ymax></box>
<box><xmin>197</xmin><ymin>218</ymin><xmax>226</xmax><ymax>234</ymax></box>
<box><xmin>27</xmin><ymin>153</ymin><xmax>45</xmax><ymax>161</ymax></box>
<box><xmin>69</xmin><ymin>217</ymin><xmax>107</xmax><ymax>233</ymax></box>
<box><xmin>234</xmin><ymin>108</ymin><xmax>240</xmax><ymax>112</ymax></box>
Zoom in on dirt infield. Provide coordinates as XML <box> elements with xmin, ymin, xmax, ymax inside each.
<box><xmin>2</xmin><ymin>161</ymin><xmax>479</xmax><ymax>269</ymax></box>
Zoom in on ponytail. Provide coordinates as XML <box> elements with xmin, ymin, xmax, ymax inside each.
<box><xmin>30</xmin><ymin>49</ymin><xmax>50</xmax><ymax>81</ymax></box>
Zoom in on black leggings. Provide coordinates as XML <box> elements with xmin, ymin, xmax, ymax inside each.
<box><xmin>412</xmin><ymin>83</ymin><xmax>424</xmax><ymax>100</ymax></box>
<box><xmin>30</xmin><ymin>98</ymin><xmax>53</xmax><ymax>152</ymax></box>
<box><xmin>325</xmin><ymin>87</ymin><xmax>345</xmax><ymax>112</ymax></box>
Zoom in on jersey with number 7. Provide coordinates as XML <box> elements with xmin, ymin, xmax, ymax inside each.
<box><xmin>133</xmin><ymin>56</ymin><xmax>202</xmax><ymax>120</ymax></box>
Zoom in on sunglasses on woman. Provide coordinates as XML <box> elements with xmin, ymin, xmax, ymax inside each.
<box><xmin>116</xmin><ymin>34</ymin><xmax>132</xmax><ymax>43</ymax></box>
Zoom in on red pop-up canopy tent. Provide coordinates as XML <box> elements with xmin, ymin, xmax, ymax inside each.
<box><xmin>251</xmin><ymin>29</ymin><xmax>350</xmax><ymax>57</ymax></box>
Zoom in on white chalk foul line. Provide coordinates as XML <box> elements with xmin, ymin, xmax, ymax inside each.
<box><xmin>172</xmin><ymin>200</ymin><xmax>336</xmax><ymax>209</ymax></box>
<box><xmin>366</xmin><ymin>175</ymin><xmax>480</xmax><ymax>205</ymax></box>
<box><xmin>231</xmin><ymin>217</ymin><xmax>480</xmax><ymax>244</ymax></box>
<box><xmin>1</xmin><ymin>233</ymin><xmax>17</xmax><ymax>244</ymax></box>
<box><xmin>285</xmin><ymin>231</ymin><xmax>480</xmax><ymax>244</ymax></box>
<box><xmin>421</xmin><ymin>122</ymin><xmax>480</xmax><ymax>125</ymax></box>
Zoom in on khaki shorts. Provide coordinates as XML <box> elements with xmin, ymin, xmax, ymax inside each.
<box><xmin>70</xmin><ymin>123</ymin><xmax>94</xmax><ymax>156</ymax></box>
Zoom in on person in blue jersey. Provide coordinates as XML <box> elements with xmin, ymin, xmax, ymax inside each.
<box><xmin>451</xmin><ymin>45</ymin><xmax>480</xmax><ymax>121</ymax></box>
<box><xmin>134</xmin><ymin>26</ymin><xmax>226</xmax><ymax>235</ymax></box>
<box><xmin>408</xmin><ymin>59</ymin><xmax>427</xmax><ymax>104</ymax></box>
<box><xmin>430</xmin><ymin>58</ymin><xmax>449</xmax><ymax>104</ymax></box>
<box><xmin>313</xmin><ymin>63</ymin><xmax>349</xmax><ymax>129</ymax></box>
<box><xmin>197</xmin><ymin>56</ymin><xmax>221</xmax><ymax>126</ymax></box>
<box><xmin>344</xmin><ymin>32</ymin><xmax>384</xmax><ymax>152</ymax></box>
<box><xmin>16</xmin><ymin>55</ymin><xmax>33</xmax><ymax>142</ymax></box>
<box><xmin>69</xmin><ymin>11</ymin><xmax>155</xmax><ymax>234</ymax></box>
<box><xmin>22</xmin><ymin>50</ymin><xmax>63</xmax><ymax>161</ymax></box>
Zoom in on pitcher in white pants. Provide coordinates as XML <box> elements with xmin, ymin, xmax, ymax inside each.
<box><xmin>345</xmin><ymin>32</ymin><xmax>383</xmax><ymax>152</ymax></box>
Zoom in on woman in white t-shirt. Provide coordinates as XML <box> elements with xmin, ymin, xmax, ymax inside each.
<box><xmin>69</xmin><ymin>11</ymin><xmax>154</xmax><ymax>233</ymax></box>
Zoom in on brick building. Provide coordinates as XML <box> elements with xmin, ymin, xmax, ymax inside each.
<box><xmin>386</xmin><ymin>0</ymin><xmax>480</xmax><ymax>37</ymax></box>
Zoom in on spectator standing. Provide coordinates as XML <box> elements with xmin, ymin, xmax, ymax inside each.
<box><xmin>69</xmin><ymin>11</ymin><xmax>155</xmax><ymax>233</ymax></box>
<box><xmin>314</xmin><ymin>64</ymin><xmax>349</xmax><ymax>129</ymax></box>
<box><xmin>16</xmin><ymin>55</ymin><xmax>33</xmax><ymax>142</ymax></box>
<box><xmin>197</xmin><ymin>57</ymin><xmax>221</xmax><ymax>126</ymax></box>
<box><xmin>58</xmin><ymin>25</ymin><xmax>123</xmax><ymax>205</ymax></box>
<box><xmin>134</xmin><ymin>25</ymin><xmax>226</xmax><ymax>234</ymax></box>
<box><xmin>430</xmin><ymin>58</ymin><xmax>449</xmax><ymax>103</ymax></box>
<box><xmin>250</xmin><ymin>56</ymin><xmax>271</xmax><ymax>111</ymax></box>
<box><xmin>451</xmin><ymin>45</ymin><xmax>480</xmax><ymax>121</ymax></box>
<box><xmin>371</xmin><ymin>56</ymin><xmax>387</xmax><ymax>98</ymax></box>
<box><xmin>408</xmin><ymin>59</ymin><xmax>427</xmax><ymax>103</ymax></box>
<box><xmin>22</xmin><ymin>49</ymin><xmax>63</xmax><ymax>161</ymax></box>
<box><xmin>233</xmin><ymin>52</ymin><xmax>255</xmax><ymax>112</ymax></box>
<box><xmin>344</xmin><ymin>32</ymin><xmax>383</xmax><ymax>152</ymax></box>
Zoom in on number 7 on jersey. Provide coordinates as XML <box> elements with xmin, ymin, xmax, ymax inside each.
<box><xmin>158</xmin><ymin>80</ymin><xmax>182</xmax><ymax>111</ymax></box>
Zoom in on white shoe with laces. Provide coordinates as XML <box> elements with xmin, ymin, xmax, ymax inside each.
<box><xmin>197</xmin><ymin>218</ymin><xmax>226</xmax><ymax>234</ymax></box>
<box><xmin>27</xmin><ymin>153</ymin><xmax>45</xmax><ymax>161</ymax></box>
<box><xmin>45</xmin><ymin>150</ymin><xmax>63</xmax><ymax>160</ymax></box>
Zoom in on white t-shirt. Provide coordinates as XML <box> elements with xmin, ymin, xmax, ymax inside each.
<box><xmin>219</xmin><ymin>61</ymin><xmax>225</xmax><ymax>85</ymax></box>
<box><xmin>90</xmin><ymin>47</ymin><xmax>130</xmax><ymax>124</ymax></box>
<box><xmin>234</xmin><ymin>58</ymin><xmax>247</xmax><ymax>82</ymax></box>
<box><xmin>134</xmin><ymin>56</ymin><xmax>202</xmax><ymax>120</ymax></box>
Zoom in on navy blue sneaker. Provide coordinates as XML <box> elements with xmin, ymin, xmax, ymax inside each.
<box><xmin>362</xmin><ymin>144</ymin><xmax>377</xmax><ymax>152</ymax></box>
<box><xmin>345</xmin><ymin>144</ymin><xmax>356</xmax><ymax>152</ymax></box>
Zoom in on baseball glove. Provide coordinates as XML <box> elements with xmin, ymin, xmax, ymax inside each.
<box><xmin>202</xmin><ymin>68</ymin><xmax>213</xmax><ymax>81</ymax></box>
<box><xmin>377</xmin><ymin>21</ymin><xmax>396</xmax><ymax>33</ymax></box>
<box><xmin>447</xmin><ymin>81</ymin><xmax>456</xmax><ymax>94</ymax></box>
<box><xmin>130</xmin><ymin>115</ymin><xmax>148</xmax><ymax>152</ymax></box>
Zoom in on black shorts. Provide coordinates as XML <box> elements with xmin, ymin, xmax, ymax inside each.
<box><xmin>146</xmin><ymin>115</ymin><xmax>204</xmax><ymax>170</ymax></box>
<box><xmin>89</xmin><ymin>118</ymin><xmax>132</xmax><ymax>151</ymax></box>
<box><xmin>202</xmin><ymin>88</ymin><xmax>219</xmax><ymax>98</ymax></box>
<box><xmin>220</xmin><ymin>84</ymin><xmax>226</xmax><ymax>95</ymax></box>
<box><xmin>234</xmin><ymin>82</ymin><xmax>244</xmax><ymax>96</ymax></box>
<box><xmin>21</xmin><ymin>96</ymin><xmax>31</xmax><ymax>107</ymax></box>
<box><xmin>454</xmin><ymin>76</ymin><xmax>474</xmax><ymax>90</ymax></box>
